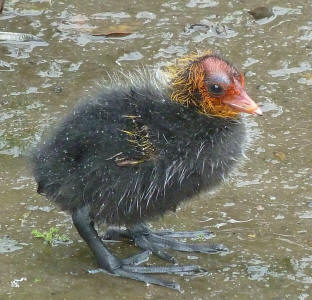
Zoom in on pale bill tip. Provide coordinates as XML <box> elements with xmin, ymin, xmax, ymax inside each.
<box><xmin>253</xmin><ymin>107</ymin><xmax>263</xmax><ymax>116</ymax></box>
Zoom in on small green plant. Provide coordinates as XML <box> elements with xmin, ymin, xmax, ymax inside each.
<box><xmin>32</xmin><ymin>227</ymin><xmax>69</xmax><ymax>245</ymax></box>
<box><xmin>198</xmin><ymin>233</ymin><xmax>205</xmax><ymax>240</ymax></box>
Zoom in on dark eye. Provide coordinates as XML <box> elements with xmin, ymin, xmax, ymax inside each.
<box><xmin>208</xmin><ymin>84</ymin><xmax>224</xmax><ymax>96</ymax></box>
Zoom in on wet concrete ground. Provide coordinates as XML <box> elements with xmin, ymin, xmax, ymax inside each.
<box><xmin>0</xmin><ymin>0</ymin><xmax>311</xmax><ymax>299</ymax></box>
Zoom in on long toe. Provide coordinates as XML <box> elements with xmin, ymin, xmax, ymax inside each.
<box><xmin>146</xmin><ymin>232</ymin><xmax>216</xmax><ymax>253</ymax></box>
<box><xmin>155</xmin><ymin>229</ymin><xmax>213</xmax><ymax>239</ymax></box>
<box><xmin>130</xmin><ymin>226</ymin><xmax>227</xmax><ymax>258</ymax></box>
<box><xmin>112</xmin><ymin>268</ymin><xmax>182</xmax><ymax>291</ymax></box>
<box><xmin>148</xmin><ymin>236</ymin><xmax>228</xmax><ymax>254</ymax></box>
<box><xmin>122</xmin><ymin>264</ymin><xmax>205</xmax><ymax>275</ymax></box>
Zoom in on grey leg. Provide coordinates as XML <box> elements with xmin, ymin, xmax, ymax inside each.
<box><xmin>72</xmin><ymin>206</ymin><xmax>203</xmax><ymax>291</ymax></box>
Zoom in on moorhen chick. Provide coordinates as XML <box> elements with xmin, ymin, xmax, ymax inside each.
<box><xmin>32</xmin><ymin>51</ymin><xmax>262</xmax><ymax>291</ymax></box>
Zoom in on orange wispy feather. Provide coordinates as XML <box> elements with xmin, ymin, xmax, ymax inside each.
<box><xmin>167</xmin><ymin>51</ymin><xmax>239</xmax><ymax>118</ymax></box>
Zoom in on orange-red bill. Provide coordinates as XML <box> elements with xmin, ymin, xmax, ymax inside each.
<box><xmin>222</xmin><ymin>90</ymin><xmax>262</xmax><ymax>116</ymax></box>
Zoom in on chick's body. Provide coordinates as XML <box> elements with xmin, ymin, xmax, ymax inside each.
<box><xmin>31</xmin><ymin>53</ymin><xmax>261</xmax><ymax>290</ymax></box>
<box><xmin>33</xmin><ymin>78</ymin><xmax>245</xmax><ymax>226</ymax></box>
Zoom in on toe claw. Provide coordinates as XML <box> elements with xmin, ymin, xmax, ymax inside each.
<box><xmin>155</xmin><ymin>250</ymin><xmax>177</xmax><ymax>264</ymax></box>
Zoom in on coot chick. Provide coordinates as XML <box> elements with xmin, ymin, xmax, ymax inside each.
<box><xmin>32</xmin><ymin>51</ymin><xmax>261</xmax><ymax>290</ymax></box>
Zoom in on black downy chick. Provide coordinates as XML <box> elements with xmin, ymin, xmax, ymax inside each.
<box><xmin>32</xmin><ymin>52</ymin><xmax>262</xmax><ymax>291</ymax></box>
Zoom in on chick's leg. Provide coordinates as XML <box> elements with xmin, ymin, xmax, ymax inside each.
<box><xmin>72</xmin><ymin>206</ymin><xmax>201</xmax><ymax>291</ymax></box>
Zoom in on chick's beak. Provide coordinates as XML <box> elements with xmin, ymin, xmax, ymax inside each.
<box><xmin>222</xmin><ymin>89</ymin><xmax>262</xmax><ymax>116</ymax></box>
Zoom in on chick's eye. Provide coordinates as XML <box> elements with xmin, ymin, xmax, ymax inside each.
<box><xmin>208</xmin><ymin>84</ymin><xmax>224</xmax><ymax>96</ymax></box>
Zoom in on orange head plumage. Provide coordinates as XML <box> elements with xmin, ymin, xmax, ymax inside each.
<box><xmin>168</xmin><ymin>51</ymin><xmax>262</xmax><ymax>118</ymax></box>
